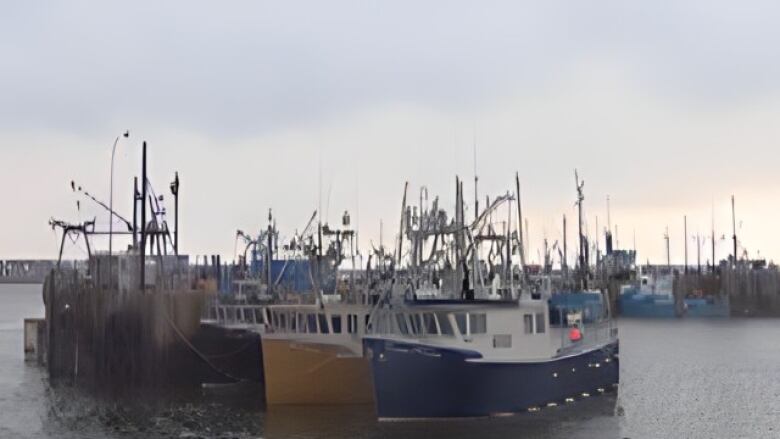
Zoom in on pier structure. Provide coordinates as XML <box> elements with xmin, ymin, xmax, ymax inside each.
<box><xmin>0</xmin><ymin>260</ymin><xmax>61</xmax><ymax>284</ymax></box>
<box><xmin>37</xmin><ymin>140</ymin><xmax>262</xmax><ymax>390</ymax></box>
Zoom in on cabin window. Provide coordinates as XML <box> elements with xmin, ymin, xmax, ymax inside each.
<box><xmin>396</xmin><ymin>313</ymin><xmax>410</xmax><ymax>335</ymax></box>
<box><xmin>436</xmin><ymin>312</ymin><xmax>454</xmax><ymax>336</ymax></box>
<box><xmin>469</xmin><ymin>313</ymin><xmax>487</xmax><ymax>334</ymax></box>
<box><xmin>423</xmin><ymin>313</ymin><xmax>438</xmax><ymax>335</ymax></box>
<box><xmin>297</xmin><ymin>313</ymin><xmax>305</xmax><ymax>333</ymax></box>
<box><xmin>454</xmin><ymin>313</ymin><xmax>467</xmax><ymax>335</ymax></box>
<box><xmin>280</xmin><ymin>313</ymin><xmax>288</xmax><ymax>331</ymax></box>
<box><xmin>272</xmin><ymin>312</ymin><xmax>279</xmax><ymax>329</ymax></box>
<box><xmin>290</xmin><ymin>313</ymin><xmax>297</xmax><ymax>332</ymax></box>
<box><xmin>307</xmin><ymin>314</ymin><xmax>317</xmax><ymax>333</ymax></box>
<box><xmin>331</xmin><ymin>315</ymin><xmax>342</xmax><ymax>334</ymax></box>
<box><xmin>318</xmin><ymin>314</ymin><xmax>330</xmax><ymax>334</ymax></box>
<box><xmin>535</xmin><ymin>312</ymin><xmax>546</xmax><ymax>334</ymax></box>
<box><xmin>410</xmin><ymin>314</ymin><xmax>423</xmax><ymax>335</ymax></box>
<box><xmin>523</xmin><ymin>314</ymin><xmax>533</xmax><ymax>334</ymax></box>
<box><xmin>493</xmin><ymin>334</ymin><xmax>512</xmax><ymax>348</ymax></box>
<box><xmin>348</xmin><ymin>314</ymin><xmax>358</xmax><ymax>334</ymax></box>
<box><xmin>364</xmin><ymin>314</ymin><xmax>371</xmax><ymax>331</ymax></box>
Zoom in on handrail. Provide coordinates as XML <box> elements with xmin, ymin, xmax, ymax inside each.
<box><xmin>207</xmin><ymin>303</ymin><xmax>268</xmax><ymax>328</ymax></box>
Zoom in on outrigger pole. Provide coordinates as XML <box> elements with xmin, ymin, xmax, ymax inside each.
<box><xmin>397</xmin><ymin>182</ymin><xmax>408</xmax><ymax>265</ymax></box>
<box><xmin>514</xmin><ymin>172</ymin><xmax>529</xmax><ymax>286</ymax></box>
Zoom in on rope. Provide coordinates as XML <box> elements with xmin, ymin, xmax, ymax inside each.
<box><xmin>162</xmin><ymin>308</ymin><xmax>248</xmax><ymax>383</ymax></box>
<box><xmin>204</xmin><ymin>340</ymin><xmax>257</xmax><ymax>360</ymax></box>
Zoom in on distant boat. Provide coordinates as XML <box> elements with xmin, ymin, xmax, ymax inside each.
<box><xmin>617</xmin><ymin>273</ymin><xmax>729</xmax><ymax>318</ymax></box>
<box><xmin>363</xmin><ymin>288</ymin><xmax>619</xmax><ymax>419</ymax></box>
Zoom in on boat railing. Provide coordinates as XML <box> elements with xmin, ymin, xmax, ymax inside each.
<box><xmin>557</xmin><ymin>319</ymin><xmax>617</xmax><ymax>354</ymax></box>
<box><xmin>205</xmin><ymin>303</ymin><xmax>268</xmax><ymax>329</ymax></box>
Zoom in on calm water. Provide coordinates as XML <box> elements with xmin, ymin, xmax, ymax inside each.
<box><xmin>2</xmin><ymin>284</ymin><xmax>779</xmax><ymax>438</ymax></box>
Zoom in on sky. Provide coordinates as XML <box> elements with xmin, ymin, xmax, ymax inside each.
<box><xmin>2</xmin><ymin>1</ymin><xmax>780</xmax><ymax>266</ymax></box>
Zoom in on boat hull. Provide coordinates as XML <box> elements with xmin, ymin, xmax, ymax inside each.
<box><xmin>364</xmin><ymin>338</ymin><xmax>619</xmax><ymax>419</ymax></box>
<box><xmin>261</xmin><ymin>338</ymin><xmax>374</xmax><ymax>405</ymax></box>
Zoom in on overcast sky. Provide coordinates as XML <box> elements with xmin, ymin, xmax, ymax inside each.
<box><xmin>2</xmin><ymin>1</ymin><xmax>780</xmax><ymax>265</ymax></box>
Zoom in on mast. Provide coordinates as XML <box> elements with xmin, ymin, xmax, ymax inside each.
<box><xmin>317</xmin><ymin>218</ymin><xmax>323</xmax><ymax>296</ymax></box>
<box><xmin>473</xmin><ymin>145</ymin><xmax>478</xmax><ymax>293</ymax></box>
<box><xmin>132</xmin><ymin>176</ymin><xmax>139</xmax><ymax>248</ymax></box>
<box><xmin>607</xmin><ymin>195</ymin><xmax>611</xmax><ymax>237</ymax></box>
<box><xmin>267</xmin><ymin>209</ymin><xmax>274</xmax><ymax>295</ymax></box>
<box><xmin>171</xmin><ymin>172</ymin><xmax>179</xmax><ymax>255</ymax></box>
<box><xmin>397</xmin><ymin>182</ymin><xmax>409</xmax><ymax>265</ymax></box>
<box><xmin>505</xmin><ymin>199</ymin><xmax>512</xmax><ymax>286</ymax></box>
<box><xmin>665</xmin><ymin>226</ymin><xmax>671</xmax><ymax>272</ymax></box>
<box><xmin>731</xmin><ymin>195</ymin><xmax>737</xmax><ymax>268</ymax></box>
<box><xmin>575</xmin><ymin>169</ymin><xmax>586</xmax><ymax>289</ymax></box>
<box><xmin>712</xmin><ymin>199</ymin><xmax>716</xmax><ymax>273</ymax></box>
<box><xmin>696</xmin><ymin>233</ymin><xmax>701</xmax><ymax>274</ymax></box>
<box><xmin>562</xmin><ymin>214</ymin><xmax>568</xmax><ymax>280</ymax></box>
<box><xmin>595</xmin><ymin>215</ymin><xmax>600</xmax><ymax>266</ymax></box>
<box><xmin>454</xmin><ymin>177</ymin><xmax>461</xmax><ymax>284</ymax></box>
<box><xmin>139</xmin><ymin>141</ymin><xmax>147</xmax><ymax>291</ymax></box>
<box><xmin>459</xmin><ymin>179</ymin><xmax>467</xmax><ymax>293</ymax></box>
<box><xmin>684</xmin><ymin>215</ymin><xmax>688</xmax><ymax>274</ymax></box>
<box><xmin>514</xmin><ymin>172</ymin><xmax>528</xmax><ymax>284</ymax></box>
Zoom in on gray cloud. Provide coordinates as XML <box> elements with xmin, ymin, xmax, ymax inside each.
<box><xmin>4</xmin><ymin>1</ymin><xmax>780</xmax><ymax>139</ymax></box>
<box><xmin>3</xmin><ymin>1</ymin><xmax>780</xmax><ymax>263</ymax></box>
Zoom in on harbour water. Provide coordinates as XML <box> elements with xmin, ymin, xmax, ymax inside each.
<box><xmin>2</xmin><ymin>284</ymin><xmax>779</xmax><ymax>438</ymax></box>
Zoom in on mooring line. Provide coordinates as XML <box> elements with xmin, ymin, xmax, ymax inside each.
<box><xmin>162</xmin><ymin>309</ymin><xmax>247</xmax><ymax>383</ymax></box>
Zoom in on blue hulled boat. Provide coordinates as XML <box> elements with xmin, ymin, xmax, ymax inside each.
<box><xmin>364</xmin><ymin>290</ymin><xmax>619</xmax><ymax>419</ymax></box>
<box><xmin>617</xmin><ymin>274</ymin><xmax>729</xmax><ymax>318</ymax></box>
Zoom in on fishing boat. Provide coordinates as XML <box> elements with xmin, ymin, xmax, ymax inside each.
<box><xmin>617</xmin><ymin>272</ymin><xmax>729</xmax><ymax>318</ymax></box>
<box><xmin>362</xmin><ymin>173</ymin><xmax>618</xmax><ymax>419</ymax></box>
<box><xmin>261</xmin><ymin>298</ymin><xmax>376</xmax><ymax>405</ymax></box>
<box><xmin>363</xmin><ymin>286</ymin><xmax>618</xmax><ymax>419</ymax></box>
<box><xmin>259</xmin><ymin>210</ymin><xmax>394</xmax><ymax>405</ymax></box>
